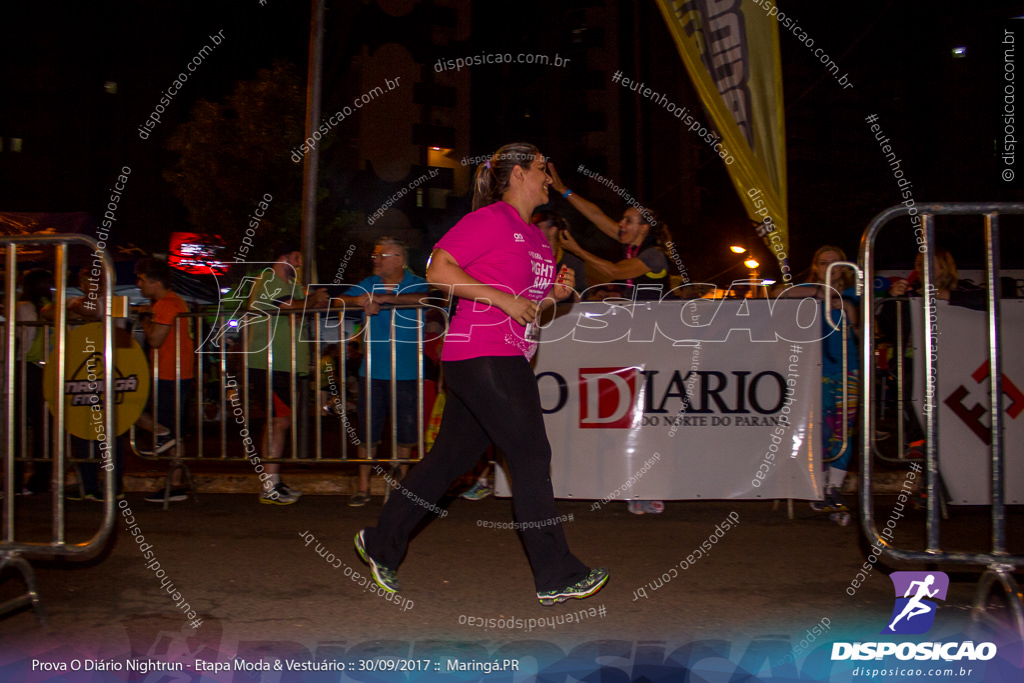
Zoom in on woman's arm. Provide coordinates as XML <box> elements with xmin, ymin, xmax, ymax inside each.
<box><xmin>426</xmin><ymin>248</ymin><xmax>539</xmax><ymax>325</ymax></box>
<box><xmin>559</xmin><ymin>231</ymin><xmax>651</xmax><ymax>281</ymax></box>
<box><xmin>548</xmin><ymin>162</ymin><xmax>620</xmax><ymax>242</ymax></box>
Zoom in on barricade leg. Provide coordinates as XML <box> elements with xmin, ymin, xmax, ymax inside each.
<box><xmin>771</xmin><ymin>498</ymin><xmax>795</xmax><ymax>520</ymax></box>
<box><xmin>158</xmin><ymin>457</ymin><xmax>197</xmax><ymax>511</ymax></box>
<box><xmin>970</xmin><ymin>562</ymin><xmax>1024</xmax><ymax>641</ymax></box>
<box><xmin>382</xmin><ymin>461</ymin><xmax>404</xmax><ymax>504</ymax></box>
<box><xmin>1</xmin><ymin>234</ymin><xmax>121</xmax><ymax>631</ymax></box>
<box><xmin>0</xmin><ymin>552</ymin><xmax>48</xmax><ymax>627</ymax></box>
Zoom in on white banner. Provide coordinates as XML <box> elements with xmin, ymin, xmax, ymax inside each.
<box><xmin>910</xmin><ymin>297</ymin><xmax>1024</xmax><ymax>504</ymax></box>
<box><xmin>496</xmin><ymin>299</ymin><xmax>825</xmax><ymax>501</ymax></box>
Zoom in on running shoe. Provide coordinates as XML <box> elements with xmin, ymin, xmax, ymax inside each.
<box><xmin>138</xmin><ymin>434</ymin><xmax>176</xmax><ymax>456</ymax></box>
<box><xmin>830</xmin><ymin>511</ymin><xmax>852</xmax><ymax>526</ymax></box>
<box><xmin>277</xmin><ymin>482</ymin><xmax>302</xmax><ymax>498</ymax></box>
<box><xmin>627</xmin><ymin>500</ymin><xmax>644</xmax><ymax>515</ymax></box>
<box><xmin>810</xmin><ymin>485</ymin><xmax>847</xmax><ymax>513</ymax></box>
<box><xmin>260</xmin><ymin>483</ymin><xmax>298</xmax><ymax>505</ymax></box>
<box><xmin>537</xmin><ymin>567</ymin><xmax>609</xmax><ymax>606</ymax></box>
<box><xmin>354</xmin><ymin>529</ymin><xmax>401</xmax><ymax>592</ymax></box>
<box><xmin>460</xmin><ymin>480</ymin><xmax>493</xmax><ymax>500</ymax></box>
<box><xmin>348</xmin><ymin>491</ymin><xmax>371</xmax><ymax>507</ymax></box>
<box><xmin>145</xmin><ymin>488</ymin><xmax>189</xmax><ymax>503</ymax></box>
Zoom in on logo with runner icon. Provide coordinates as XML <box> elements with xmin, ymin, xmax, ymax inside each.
<box><xmin>882</xmin><ymin>571</ymin><xmax>949</xmax><ymax>635</ymax></box>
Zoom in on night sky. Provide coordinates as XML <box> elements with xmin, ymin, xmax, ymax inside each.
<box><xmin>3</xmin><ymin>0</ymin><xmax>1024</xmax><ymax>281</ymax></box>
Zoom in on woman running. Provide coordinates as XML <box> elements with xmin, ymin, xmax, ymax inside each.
<box><xmin>355</xmin><ymin>142</ymin><xmax>609</xmax><ymax>605</ymax></box>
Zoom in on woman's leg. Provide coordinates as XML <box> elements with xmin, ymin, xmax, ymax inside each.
<box><xmin>364</xmin><ymin>365</ymin><xmax>492</xmax><ymax>568</ymax></box>
<box><xmin>365</xmin><ymin>356</ymin><xmax>588</xmax><ymax>591</ymax></box>
<box><xmin>462</xmin><ymin>357</ymin><xmax>588</xmax><ymax>592</ymax></box>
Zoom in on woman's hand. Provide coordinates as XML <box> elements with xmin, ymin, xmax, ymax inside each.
<box><xmin>888</xmin><ymin>280</ymin><xmax>909</xmax><ymax>297</ymax></box>
<box><xmin>552</xmin><ymin>264</ymin><xmax>575</xmax><ymax>301</ymax></box>
<box><xmin>498</xmin><ymin>293</ymin><xmax>540</xmax><ymax>326</ymax></box>
<box><xmin>558</xmin><ymin>229</ymin><xmax>582</xmax><ymax>255</ymax></box>
<box><xmin>547</xmin><ymin>162</ymin><xmax>568</xmax><ymax>195</ymax></box>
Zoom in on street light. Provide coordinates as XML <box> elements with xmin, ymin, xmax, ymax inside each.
<box><xmin>707</xmin><ymin>245</ymin><xmax>770</xmax><ymax>297</ymax></box>
<box><xmin>728</xmin><ymin>246</ymin><xmax>765</xmax><ymax>298</ymax></box>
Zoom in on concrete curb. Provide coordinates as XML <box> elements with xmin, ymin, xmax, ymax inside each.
<box><xmin>104</xmin><ymin>469</ymin><xmax>918</xmax><ymax>497</ymax></box>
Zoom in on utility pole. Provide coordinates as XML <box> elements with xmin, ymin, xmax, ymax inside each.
<box><xmin>298</xmin><ymin>0</ymin><xmax>325</xmax><ymax>458</ymax></box>
<box><xmin>301</xmin><ymin>0</ymin><xmax>325</xmax><ymax>284</ymax></box>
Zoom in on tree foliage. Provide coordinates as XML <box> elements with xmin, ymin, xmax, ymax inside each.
<box><xmin>163</xmin><ymin>61</ymin><xmax>306</xmax><ymax>256</ymax></box>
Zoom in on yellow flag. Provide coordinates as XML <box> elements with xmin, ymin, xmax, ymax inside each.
<box><xmin>656</xmin><ymin>0</ymin><xmax>789</xmax><ymax>273</ymax></box>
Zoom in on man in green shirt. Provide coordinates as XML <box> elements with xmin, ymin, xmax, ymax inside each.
<box><xmin>243</xmin><ymin>242</ymin><xmax>327</xmax><ymax>505</ymax></box>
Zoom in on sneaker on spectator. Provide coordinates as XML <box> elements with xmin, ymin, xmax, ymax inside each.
<box><xmin>354</xmin><ymin>529</ymin><xmax>401</xmax><ymax>592</ymax></box>
<box><xmin>138</xmin><ymin>434</ymin><xmax>176</xmax><ymax>456</ymax></box>
<box><xmin>66</xmin><ymin>490</ymin><xmax>99</xmax><ymax>502</ymax></box>
<box><xmin>260</xmin><ymin>483</ymin><xmax>298</xmax><ymax>506</ymax></box>
<box><xmin>348</xmin><ymin>491</ymin><xmax>371</xmax><ymax>507</ymax></box>
<box><xmin>810</xmin><ymin>485</ymin><xmax>847</xmax><ymax>513</ymax></box>
<box><xmin>94</xmin><ymin>491</ymin><xmax>126</xmax><ymax>503</ymax></box>
<box><xmin>642</xmin><ymin>500</ymin><xmax>665</xmax><ymax>514</ymax></box>
<box><xmin>460</xmin><ymin>480</ymin><xmax>493</xmax><ymax>500</ymax></box>
<box><xmin>145</xmin><ymin>488</ymin><xmax>189</xmax><ymax>503</ymax></box>
<box><xmin>830</xmin><ymin>511</ymin><xmax>852</xmax><ymax>526</ymax></box>
<box><xmin>277</xmin><ymin>482</ymin><xmax>301</xmax><ymax>498</ymax></box>
<box><xmin>537</xmin><ymin>567</ymin><xmax>609</xmax><ymax>605</ymax></box>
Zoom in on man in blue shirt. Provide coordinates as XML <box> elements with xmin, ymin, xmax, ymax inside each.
<box><xmin>338</xmin><ymin>237</ymin><xmax>428</xmax><ymax>506</ymax></box>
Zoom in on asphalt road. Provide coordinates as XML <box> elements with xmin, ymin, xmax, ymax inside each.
<box><xmin>1</xmin><ymin>490</ymin><xmax>1021</xmax><ymax>681</ymax></box>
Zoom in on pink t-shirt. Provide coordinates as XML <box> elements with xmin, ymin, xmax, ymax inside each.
<box><xmin>436</xmin><ymin>201</ymin><xmax>556</xmax><ymax>361</ymax></box>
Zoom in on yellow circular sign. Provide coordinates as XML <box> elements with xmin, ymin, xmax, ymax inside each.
<box><xmin>43</xmin><ymin>323</ymin><xmax>151</xmax><ymax>439</ymax></box>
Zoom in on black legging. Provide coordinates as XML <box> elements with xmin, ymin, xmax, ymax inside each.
<box><xmin>364</xmin><ymin>355</ymin><xmax>588</xmax><ymax>592</ymax></box>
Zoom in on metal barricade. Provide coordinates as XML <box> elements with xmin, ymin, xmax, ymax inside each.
<box><xmin>867</xmin><ymin>295</ymin><xmax>950</xmax><ymax>522</ymax></box>
<box><xmin>860</xmin><ymin>202</ymin><xmax>1024</xmax><ymax>639</ymax></box>
<box><xmin>871</xmin><ymin>296</ymin><xmax>917</xmax><ymax>463</ymax></box>
<box><xmin>1</xmin><ymin>235</ymin><xmax>120</xmax><ymax>626</ymax></box>
<box><xmin>131</xmin><ymin>303</ymin><xmax>435</xmax><ymax>484</ymax></box>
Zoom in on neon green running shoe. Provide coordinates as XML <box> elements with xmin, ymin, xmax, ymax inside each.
<box><xmin>354</xmin><ymin>529</ymin><xmax>401</xmax><ymax>592</ymax></box>
<box><xmin>537</xmin><ymin>567</ymin><xmax>609</xmax><ymax>606</ymax></box>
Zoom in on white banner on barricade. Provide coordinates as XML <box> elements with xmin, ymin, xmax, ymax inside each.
<box><xmin>911</xmin><ymin>298</ymin><xmax>1024</xmax><ymax>504</ymax></box>
<box><xmin>495</xmin><ymin>299</ymin><xmax>825</xmax><ymax>502</ymax></box>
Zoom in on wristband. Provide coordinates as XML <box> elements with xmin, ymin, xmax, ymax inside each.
<box><xmin>562</xmin><ymin>188</ymin><xmax>573</xmax><ymax>199</ymax></box>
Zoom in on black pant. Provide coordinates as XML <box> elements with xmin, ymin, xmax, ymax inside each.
<box><xmin>364</xmin><ymin>355</ymin><xmax>588</xmax><ymax>592</ymax></box>
<box><xmin>76</xmin><ymin>434</ymin><xmax>125</xmax><ymax>496</ymax></box>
